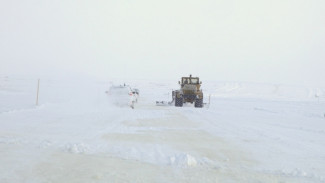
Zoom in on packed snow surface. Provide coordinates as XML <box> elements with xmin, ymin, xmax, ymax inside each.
<box><xmin>0</xmin><ymin>76</ymin><xmax>325</xmax><ymax>183</ymax></box>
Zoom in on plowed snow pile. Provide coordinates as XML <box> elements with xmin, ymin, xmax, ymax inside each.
<box><xmin>1</xmin><ymin>76</ymin><xmax>325</xmax><ymax>183</ymax></box>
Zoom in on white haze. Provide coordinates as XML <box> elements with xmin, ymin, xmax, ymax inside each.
<box><xmin>1</xmin><ymin>0</ymin><xmax>325</xmax><ymax>86</ymax></box>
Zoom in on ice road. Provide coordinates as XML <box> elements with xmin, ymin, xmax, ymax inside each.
<box><xmin>0</xmin><ymin>76</ymin><xmax>325</xmax><ymax>183</ymax></box>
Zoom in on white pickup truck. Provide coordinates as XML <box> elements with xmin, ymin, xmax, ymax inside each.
<box><xmin>106</xmin><ymin>84</ymin><xmax>139</xmax><ymax>109</ymax></box>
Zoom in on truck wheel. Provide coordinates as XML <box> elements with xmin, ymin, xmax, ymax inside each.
<box><xmin>175</xmin><ymin>96</ymin><xmax>183</xmax><ymax>107</ymax></box>
<box><xmin>194</xmin><ymin>98</ymin><xmax>203</xmax><ymax>108</ymax></box>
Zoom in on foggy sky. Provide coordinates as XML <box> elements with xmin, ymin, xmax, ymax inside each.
<box><xmin>1</xmin><ymin>0</ymin><xmax>325</xmax><ymax>86</ymax></box>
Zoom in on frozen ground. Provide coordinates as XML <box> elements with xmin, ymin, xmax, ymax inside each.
<box><xmin>0</xmin><ymin>75</ymin><xmax>325</xmax><ymax>183</ymax></box>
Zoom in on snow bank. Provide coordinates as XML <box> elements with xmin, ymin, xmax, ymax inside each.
<box><xmin>205</xmin><ymin>81</ymin><xmax>325</xmax><ymax>101</ymax></box>
<box><xmin>170</xmin><ymin>153</ymin><xmax>197</xmax><ymax>167</ymax></box>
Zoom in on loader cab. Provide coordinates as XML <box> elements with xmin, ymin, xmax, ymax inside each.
<box><xmin>180</xmin><ymin>76</ymin><xmax>200</xmax><ymax>85</ymax></box>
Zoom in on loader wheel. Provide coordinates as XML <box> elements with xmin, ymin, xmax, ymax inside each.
<box><xmin>194</xmin><ymin>98</ymin><xmax>203</xmax><ymax>108</ymax></box>
<box><xmin>175</xmin><ymin>96</ymin><xmax>183</xmax><ymax>107</ymax></box>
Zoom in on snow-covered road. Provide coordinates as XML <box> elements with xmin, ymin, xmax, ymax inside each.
<box><xmin>0</xmin><ymin>76</ymin><xmax>325</xmax><ymax>182</ymax></box>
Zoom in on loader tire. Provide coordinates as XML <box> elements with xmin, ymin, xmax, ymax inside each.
<box><xmin>175</xmin><ymin>96</ymin><xmax>183</xmax><ymax>107</ymax></box>
<box><xmin>194</xmin><ymin>98</ymin><xmax>203</xmax><ymax>108</ymax></box>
